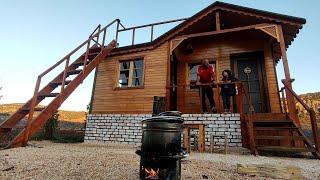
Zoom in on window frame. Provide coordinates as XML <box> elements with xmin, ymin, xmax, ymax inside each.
<box><xmin>114</xmin><ymin>57</ymin><xmax>145</xmax><ymax>90</ymax></box>
<box><xmin>187</xmin><ymin>60</ymin><xmax>217</xmax><ymax>89</ymax></box>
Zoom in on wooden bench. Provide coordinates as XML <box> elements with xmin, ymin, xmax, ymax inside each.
<box><xmin>183</xmin><ymin>123</ymin><xmax>206</xmax><ymax>153</ymax></box>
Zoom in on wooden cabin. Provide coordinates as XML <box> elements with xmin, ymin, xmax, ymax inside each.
<box><xmin>1</xmin><ymin>1</ymin><xmax>318</xmax><ymax>157</ymax></box>
<box><xmin>87</xmin><ymin>2</ymin><xmax>319</xmax><ymax>157</ymax></box>
<box><xmin>90</xmin><ymin>2</ymin><xmax>303</xmax><ymax>115</ymax></box>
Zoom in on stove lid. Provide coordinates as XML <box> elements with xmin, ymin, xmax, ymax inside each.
<box><xmin>158</xmin><ymin>111</ymin><xmax>182</xmax><ymax>117</ymax></box>
<box><xmin>142</xmin><ymin>116</ymin><xmax>184</xmax><ymax>123</ymax></box>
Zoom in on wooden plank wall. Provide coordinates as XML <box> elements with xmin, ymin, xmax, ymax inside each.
<box><xmin>91</xmin><ymin>43</ymin><xmax>168</xmax><ymax>114</ymax></box>
<box><xmin>175</xmin><ymin>34</ymin><xmax>281</xmax><ymax>113</ymax></box>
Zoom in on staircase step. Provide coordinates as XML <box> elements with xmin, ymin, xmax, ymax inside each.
<box><xmin>67</xmin><ymin>70</ymin><xmax>82</xmax><ymax>76</ymax></box>
<box><xmin>1</xmin><ymin>125</ymin><xmax>25</xmax><ymax>130</ymax></box>
<box><xmin>256</xmin><ymin>145</ymin><xmax>316</xmax><ymax>152</ymax></box>
<box><xmin>81</xmin><ymin>52</ymin><xmax>99</xmax><ymax>60</ymax></box>
<box><xmin>253</xmin><ymin>113</ymin><xmax>288</xmax><ymax>121</ymax></box>
<box><xmin>72</xmin><ymin>60</ymin><xmax>91</xmax><ymax>67</ymax></box>
<box><xmin>255</xmin><ymin>135</ymin><xmax>306</xmax><ymax>140</ymax></box>
<box><xmin>50</xmin><ymin>80</ymin><xmax>72</xmax><ymax>87</ymax></box>
<box><xmin>20</xmin><ymin>107</ymin><xmax>45</xmax><ymax>112</ymax></box>
<box><xmin>38</xmin><ymin>93</ymin><xmax>59</xmax><ymax>98</ymax></box>
<box><xmin>89</xmin><ymin>47</ymin><xmax>102</xmax><ymax>53</ymax></box>
<box><xmin>254</xmin><ymin>127</ymin><xmax>299</xmax><ymax>131</ymax></box>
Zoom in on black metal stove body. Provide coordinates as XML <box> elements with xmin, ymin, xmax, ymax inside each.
<box><xmin>136</xmin><ymin>111</ymin><xmax>187</xmax><ymax>180</ymax></box>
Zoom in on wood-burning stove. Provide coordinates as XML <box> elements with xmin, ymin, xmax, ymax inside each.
<box><xmin>136</xmin><ymin>111</ymin><xmax>187</xmax><ymax>180</ymax></box>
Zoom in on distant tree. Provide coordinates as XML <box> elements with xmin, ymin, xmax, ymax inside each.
<box><xmin>43</xmin><ymin>111</ymin><xmax>59</xmax><ymax>140</ymax></box>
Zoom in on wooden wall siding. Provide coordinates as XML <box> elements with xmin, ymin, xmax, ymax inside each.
<box><xmin>175</xmin><ymin>35</ymin><xmax>280</xmax><ymax>113</ymax></box>
<box><xmin>264</xmin><ymin>44</ymin><xmax>281</xmax><ymax>113</ymax></box>
<box><xmin>91</xmin><ymin>43</ymin><xmax>168</xmax><ymax>114</ymax></box>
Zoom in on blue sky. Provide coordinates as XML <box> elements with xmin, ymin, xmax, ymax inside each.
<box><xmin>0</xmin><ymin>0</ymin><xmax>319</xmax><ymax>111</ymax></box>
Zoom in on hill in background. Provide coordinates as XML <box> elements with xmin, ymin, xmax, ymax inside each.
<box><xmin>0</xmin><ymin>103</ymin><xmax>86</xmax><ymax>123</ymax></box>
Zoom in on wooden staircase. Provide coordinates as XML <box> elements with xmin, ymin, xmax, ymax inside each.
<box><xmin>249</xmin><ymin>113</ymin><xmax>320</xmax><ymax>158</ymax></box>
<box><xmin>0</xmin><ymin>19</ymin><xmax>120</xmax><ymax>148</ymax></box>
<box><xmin>242</xmin><ymin>78</ymin><xmax>320</xmax><ymax>158</ymax></box>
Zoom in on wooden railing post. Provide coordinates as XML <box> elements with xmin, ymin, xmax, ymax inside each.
<box><xmin>23</xmin><ymin>77</ymin><xmax>42</xmax><ymax>146</ymax></box>
<box><xmin>82</xmin><ymin>41</ymin><xmax>91</xmax><ymax>76</ymax></box>
<box><xmin>101</xmin><ymin>29</ymin><xmax>107</xmax><ymax>53</ymax></box>
<box><xmin>182</xmin><ymin>85</ymin><xmax>186</xmax><ymax>113</ymax></box>
<box><xmin>96</xmin><ymin>25</ymin><xmax>101</xmax><ymax>46</ymax></box>
<box><xmin>281</xmin><ymin>88</ymin><xmax>287</xmax><ymax>113</ymax></box>
<box><xmin>283</xmin><ymin>80</ymin><xmax>300</xmax><ymax>126</ymax></box>
<box><xmin>115</xmin><ymin>20</ymin><xmax>120</xmax><ymax>46</ymax></box>
<box><xmin>151</xmin><ymin>25</ymin><xmax>154</xmax><ymax>41</ymax></box>
<box><xmin>60</xmin><ymin>57</ymin><xmax>70</xmax><ymax>97</ymax></box>
<box><xmin>247</xmin><ymin>112</ymin><xmax>257</xmax><ymax>155</ymax></box>
<box><xmin>132</xmin><ymin>28</ymin><xmax>136</xmax><ymax>45</ymax></box>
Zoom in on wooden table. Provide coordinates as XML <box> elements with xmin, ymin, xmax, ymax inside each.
<box><xmin>183</xmin><ymin>123</ymin><xmax>206</xmax><ymax>153</ymax></box>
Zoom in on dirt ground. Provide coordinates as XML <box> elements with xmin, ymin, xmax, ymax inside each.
<box><xmin>0</xmin><ymin>141</ymin><xmax>319</xmax><ymax>180</ymax></box>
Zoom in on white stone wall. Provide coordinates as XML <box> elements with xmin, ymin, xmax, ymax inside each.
<box><xmin>84</xmin><ymin>113</ymin><xmax>242</xmax><ymax>147</ymax></box>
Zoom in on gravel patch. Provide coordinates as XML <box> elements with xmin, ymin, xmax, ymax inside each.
<box><xmin>0</xmin><ymin>141</ymin><xmax>319</xmax><ymax>180</ymax></box>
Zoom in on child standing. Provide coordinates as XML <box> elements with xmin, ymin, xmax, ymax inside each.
<box><xmin>220</xmin><ymin>70</ymin><xmax>238</xmax><ymax>113</ymax></box>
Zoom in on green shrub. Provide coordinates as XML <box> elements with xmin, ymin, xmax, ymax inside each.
<box><xmin>43</xmin><ymin>111</ymin><xmax>59</xmax><ymax>140</ymax></box>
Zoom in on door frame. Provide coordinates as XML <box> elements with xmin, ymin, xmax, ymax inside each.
<box><xmin>230</xmin><ymin>51</ymin><xmax>269</xmax><ymax>113</ymax></box>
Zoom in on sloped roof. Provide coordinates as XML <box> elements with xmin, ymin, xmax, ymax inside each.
<box><xmin>111</xmin><ymin>1</ymin><xmax>306</xmax><ymax>57</ymax></box>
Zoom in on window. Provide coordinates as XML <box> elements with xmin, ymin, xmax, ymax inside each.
<box><xmin>189</xmin><ymin>61</ymin><xmax>216</xmax><ymax>89</ymax></box>
<box><xmin>117</xmin><ymin>59</ymin><xmax>144</xmax><ymax>88</ymax></box>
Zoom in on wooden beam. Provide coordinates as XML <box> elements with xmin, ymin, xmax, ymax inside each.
<box><xmin>215</xmin><ymin>11</ymin><xmax>220</xmax><ymax>31</ymax></box>
<box><xmin>170</xmin><ymin>38</ymin><xmax>186</xmax><ymax>54</ymax></box>
<box><xmin>218</xmin><ymin>6</ymin><xmax>304</xmax><ymax>27</ymax></box>
<box><xmin>176</xmin><ymin>23</ymin><xmax>275</xmax><ymax>39</ymax></box>
<box><xmin>256</xmin><ymin>25</ymin><xmax>279</xmax><ymax>42</ymax></box>
<box><xmin>237</xmin><ymin>164</ymin><xmax>302</xmax><ymax>179</ymax></box>
<box><xmin>118</xmin><ymin>18</ymin><xmax>188</xmax><ymax>32</ymax></box>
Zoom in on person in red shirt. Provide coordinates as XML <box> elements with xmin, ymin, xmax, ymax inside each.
<box><xmin>196</xmin><ymin>59</ymin><xmax>217</xmax><ymax>113</ymax></box>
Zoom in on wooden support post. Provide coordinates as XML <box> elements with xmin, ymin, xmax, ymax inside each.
<box><xmin>277</xmin><ymin>25</ymin><xmax>299</xmax><ymax>126</ymax></box>
<box><xmin>194</xmin><ymin>134</ymin><xmax>198</xmax><ymax>151</ymax></box>
<box><xmin>198</xmin><ymin>124</ymin><xmax>205</xmax><ymax>152</ymax></box>
<box><xmin>277</xmin><ymin>25</ymin><xmax>291</xmax><ymax>80</ymax></box>
<box><xmin>224</xmin><ymin>134</ymin><xmax>228</xmax><ymax>154</ymax></box>
<box><xmin>215</xmin><ymin>11</ymin><xmax>220</xmax><ymax>31</ymax></box>
<box><xmin>183</xmin><ymin>127</ymin><xmax>191</xmax><ymax>153</ymax></box>
<box><xmin>210</xmin><ymin>134</ymin><xmax>214</xmax><ymax>153</ymax></box>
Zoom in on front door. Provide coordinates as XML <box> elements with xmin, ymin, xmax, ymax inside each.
<box><xmin>231</xmin><ymin>52</ymin><xmax>267</xmax><ymax>113</ymax></box>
